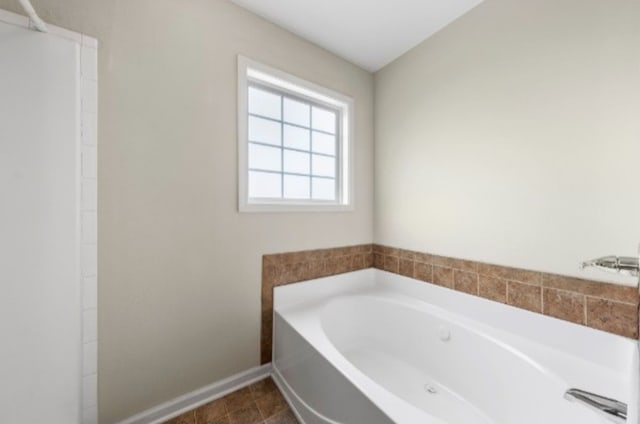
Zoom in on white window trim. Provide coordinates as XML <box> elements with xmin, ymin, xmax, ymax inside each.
<box><xmin>237</xmin><ymin>55</ymin><xmax>354</xmax><ymax>212</ymax></box>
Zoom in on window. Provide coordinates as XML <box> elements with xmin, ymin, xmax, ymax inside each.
<box><xmin>238</xmin><ymin>56</ymin><xmax>353</xmax><ymax>212</ymax></box>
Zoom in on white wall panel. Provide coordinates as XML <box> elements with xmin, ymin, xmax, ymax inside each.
<box><xmin>0</xmin><ymin>14</ymin><xmax>98</xmax><ymax>424</ymax></box>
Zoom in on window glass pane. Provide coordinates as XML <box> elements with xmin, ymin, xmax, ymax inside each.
<box><xmin>312</xmin><ymin>154</ymin><xmax>335</xmax><ymax>178</ymax></box>
<box><xmin>249</xmin><ymin>116</ymin><xmax>281</xmax><ymax>146</ymax></box>
<box><xmin>249</xmin><ymin>143</ymin><xmax>281</xmax><ymax>172</ymax></box>
<box><xmin>284</xmin><ymin>98</ymin><xmax>310</xmax><ymax>127</ymax></box>
<box><xmin>283</xmin><ymin>125</ymin><xmax>310</xmax><ymax>151</ymax></box>
<box><xmin>284</xmin><ymin>175</ymin><xmax>310</xmax><ymax>199</ymax></box>
<box><xmin>312</xmin><ymin>107</ymin><xmax>336</xmax><ymax>133</ymax></box>
<box><xmin>249</xmin><ymin>171</ymin><xmax>281</xmax><ymax>198</ymax></box>
<box><xmin>243</xmin><ymin>78</ymin><xmax>347</xmax><ymax>207</ymax></box>
<box><xmin>249</xmin><ymin>87</ymin><xmax>281</xmax><ymax>120</ymax></box>
<box><xmin>312</xmin><ymin>177</ymin><xmax>335</xmax><ymax>200</ymax></box>
<box><xmin>283</xmin><ymin>149</ymin><xmax>310</xmax><ymax>175</ymax></box>
<box><xmin>312</xmin><ymin>131</ymin><xmax>336</xmax><ymax>156</ymax></box>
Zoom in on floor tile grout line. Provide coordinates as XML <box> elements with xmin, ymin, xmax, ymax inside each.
<box><xmin>165</xmin><ymin>377</ymin><xmax>298</xmax><ymax>424</ymax></box>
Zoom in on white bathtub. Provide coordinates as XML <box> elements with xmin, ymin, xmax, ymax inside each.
<box><xmin>272</xmin><ymin>269</ymin><xmax>638</xmax><ymax>424</ymax></box>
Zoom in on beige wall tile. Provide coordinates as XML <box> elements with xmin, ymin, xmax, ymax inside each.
<box><xmin>433</xmin><ymin>266</ymin><xmax>454</xmax><ymax>288</ymax></box>
<box><xmin>478</xmin><ymin>275</ymin><xmax>507</xmax><ymax>303</ymax></box>
<box><xmin>454</xmin><ymin>270</ymin><xmax>478</xmax><ymax>295</ymax></box>
<box><xmin>507</xmin><ymin>281</ymin><xmax>542</xmax><ymax>313</ymax></box>
<box><xmin>543</xmin><ymin>273</ymin><xmax>638</xmax><ymax>304</ymax></box>
<box><xmin>414</xmin><ymin>262</ymin><xmax>433</xmax><ymax>282</ymax></box>
<box><xmin>478</xmin><ymin>264</ymin><xmax>542</xmax><ymax>286</ymax></box>
<box><xmin>543</xmin><ymin>289</ymin><xmax>585</xmax><ymax>325</ymax></box>
<box><xmin>399</xmin><ymin>258</ymin><xmax>414</xmax><ymax>278</ymax></box>
<box><xmin>587</xmin><ymin>298</ymin><xmax>638</xmax><ymax>338</ymax></box>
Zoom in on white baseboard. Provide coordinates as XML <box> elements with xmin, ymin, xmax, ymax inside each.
<box><xmin>116</xmin><ymin>363</ymin><xmax>272</xmax><ymax>424</ymax></box>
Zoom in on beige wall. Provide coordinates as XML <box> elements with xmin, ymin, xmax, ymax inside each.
<box><xmin>0</xmin><ymin>1</ymin><xmax>373</xmax><ymax>422</ymax></box>
<box><xmin>375</xmin><ymin>0</ymin><xmax>640</xmax><ymax>286</ymax></box>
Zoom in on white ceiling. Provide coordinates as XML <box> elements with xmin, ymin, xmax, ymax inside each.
<box><xmin>230</xmin><ymin>0</ymin><xmax>483</xmax><ymax>72</ymax></box>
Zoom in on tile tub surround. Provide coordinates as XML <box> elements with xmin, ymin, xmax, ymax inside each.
<box><xmin>164</xmin><ymin>377</ymin><xmax>298</xmax><ymax>424</ymax></box>
<box><xmin>261</xmin><ymin>244</ymin><xmax>373</xmax><ymax>364</ymax></box>
<box><xmin>373</xmin><ymin>244</ymin><xmax>640</xmax><ymax>339</ymax></box>
<box><xmin>261</xmin><ymin>243</ymin><xmax>639</xmax><ymax>363</ymax></box>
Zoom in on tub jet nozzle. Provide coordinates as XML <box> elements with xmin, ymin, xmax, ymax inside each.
<box><xmin>424</xmin><ymin>385</ymin><xmax>438</xmax><ymax>394</ymax></box>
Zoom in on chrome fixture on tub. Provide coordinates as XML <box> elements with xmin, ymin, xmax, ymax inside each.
<box><xmin>564</xmin><ymin>388</ymin><xmax>626</xmax><ymax>424</ymax></box>
<box><xmin>580</xmin><ymin>245</ymin><xmax>640</xmax><ymax>280</ymax></box>
<box><xmin>580</xmin><ymin>255</ymin><xmax>640</xmax><ymax>277</ymax></box>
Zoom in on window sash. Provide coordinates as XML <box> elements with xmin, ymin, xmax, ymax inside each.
<box><xmin>238</xmin><ymin>55</ymin><xmax>353</xmax><ymax>212</ymax></box>
<box><xmin>247</xmin><ymin>82</ymin><xmax>340</xmax><ymax>202</ymax></box>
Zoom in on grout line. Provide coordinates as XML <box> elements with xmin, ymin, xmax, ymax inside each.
<box><xmin>506</xmin><ymin>279</ymin><xmax>539</xmax><ymax>288</ymax></box>
<box><xmin>584</xmin><ymin>295</ymin><xmax>637</xmax><ymax>306</ymax></box>
<box><xmin>584</xmin><ymin>297</ymin><xmax>590</xmax><ymax>327</ymax></box>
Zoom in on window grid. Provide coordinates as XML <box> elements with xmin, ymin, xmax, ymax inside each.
<box><xmin>248</xmin><ymin>82</ymin><xmax>339</xmax><ymax>201</ymax></box>
<box><xmin>247</xmin><ymin>169</ymin><xmax>335</xmax><ymax>179</ymax></box>
<box><xmin>280</xmin><ymin>93</ymin><xmax>284</xmax><ymax>197</ymax></box>
<box><xmin>249</xmin><ymin>140</ymin><xmax>335</xmax><ymax>158</ymax></box>
<box><xmin>308</xmin><ymin>100</ymin><xmax>312</xmax><ymax>198</ymax></box>
<box><xmin>247</xmin><ymin>114</ymin><xmax>335</xmax><ymax>137</ymax></box>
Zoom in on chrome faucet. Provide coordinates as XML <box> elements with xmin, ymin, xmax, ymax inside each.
<box><xmin>580</xmin><ymin>244</ymin><xmax>640</xmax><ymax>281</ymax></box>
<box><xmin>580</xmin><ymin>255</ymin><xmax>640</xmax><ymax>277</ymax></box>
<box><xmin>564</xmin><ymin>388</ymin><xmax>626</xmax><ymax>424</ymax></box>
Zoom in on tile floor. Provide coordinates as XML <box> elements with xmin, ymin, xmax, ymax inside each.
<box><xmin>164</xmin><ymin>377</ymin><xmax>299</xmax><ymax>424</ymax></box>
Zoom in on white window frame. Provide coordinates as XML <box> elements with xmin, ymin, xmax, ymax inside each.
<box><xmin>237</xmin><ymin>55</ymin><xmax>354</xmax><ymax>212</ymax></box>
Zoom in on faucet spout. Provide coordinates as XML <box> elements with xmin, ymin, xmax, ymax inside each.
<box><xmin>564</xmin><ymin>388</ymin><xmax>626</xmax><ymax>424</ymax></box>
<box><xmin>580</xmin><ymin>255</ymin><xmax>640</xmax><ymax>277</ymax></box>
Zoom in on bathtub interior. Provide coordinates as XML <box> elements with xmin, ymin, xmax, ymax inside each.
<box><xmin>273</xmin><ymin>269</ymin><xmax>639</xmax><ymax>424</ymax></box>
<box><xmin>320</xmin><ymin>294</ymin><xmax>631</xmax><ymax>424</ymax></box>
<box><xmin>273</xmin><ymin>312</ymin><xmax>396</xmax><ymax>424</ymax></box>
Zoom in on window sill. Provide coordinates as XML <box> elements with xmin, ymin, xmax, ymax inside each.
<box><xmin>239</xmin><ymin>202</ymin><xmax>353</xmax><ymax>213</ymax></box>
